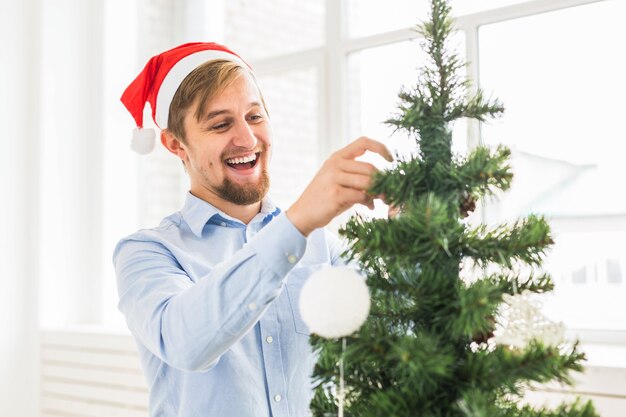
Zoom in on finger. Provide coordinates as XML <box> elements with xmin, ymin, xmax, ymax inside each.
<box><xmin>363</xmin><ymin>195</ymin><xmax>375</xmax><ymax>210</ymax></box>
<box><xmin>339</xmin><ymin>159</ymin><xmax>379</xmax><ymax>176</ymax></box>
<box><xmin>376</xmin><ymin>194</ymin><xmax>398</xmax><ymax>206</ymax></box>
<box><xmin>388</xmin><ymin>204</ymin><xmax>401</xmax><ymax>219</ymax></box>
<box><xmin>340</xmin><ymin>187</ymin><xmax>375</xmax><ymax>209</ymax></box>
<box><xmin>337</xmin><ymin>187</ymin><xmax>369</xmax><ymax>209</ymax></box>
<box><xmin>337</xmin><ymin>137</ymin><xmax>394</xmax><ymax>162</ymax></box>
<box><xmin>335</xmin><ymin>172</ymin><xmax>373</xmax><ymax>191</ymax></box>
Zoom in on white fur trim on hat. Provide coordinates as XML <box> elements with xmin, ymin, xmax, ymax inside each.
<box><xmin>155</xmin><ymin>50</ymin><xmax>246</xmax><ymax>129</ymax></box>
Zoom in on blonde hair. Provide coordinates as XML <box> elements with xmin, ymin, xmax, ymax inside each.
<box><xmin>167</xmin><ymin>59</ymin><xmax>268</xmax><ymax>142</ymax></box>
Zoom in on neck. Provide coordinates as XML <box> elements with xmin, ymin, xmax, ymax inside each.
<box><xmin>190</xmin><ymin>189</ymin><xmax>262</xmax><ymax>224</ymax></box>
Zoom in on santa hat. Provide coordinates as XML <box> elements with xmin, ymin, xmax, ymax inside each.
<box><xmin>120</xmin><ymin>42</ymin><xmax>250</xmax><ymax>154</ymax></box>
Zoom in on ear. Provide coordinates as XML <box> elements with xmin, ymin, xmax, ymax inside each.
<box><xmin>161</xmin><ymin>129</ymin><xmax>188</xmax><ymax>161</ymax></box>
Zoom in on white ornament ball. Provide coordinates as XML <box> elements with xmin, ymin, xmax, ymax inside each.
<box><xmin>299</xmin><ymin>267</ymin><xmax>370</xmax><ymax>339</ymax></box>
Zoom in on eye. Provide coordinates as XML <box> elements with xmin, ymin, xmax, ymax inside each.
<box><xmin>211</xmin><ymin>121</ymin><xmax>230</xmax><ymax>131</ymax></box>
<box><xmin>248</xmin><ymin>114</ymin><xmax>263</xmax><ymax>122</ymax></box>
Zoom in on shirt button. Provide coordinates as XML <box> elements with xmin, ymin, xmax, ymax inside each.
<box><xmin>274</xmin><ymin>394</ymin><xmax>282</xmax><ymax>402</ymax></box>
<box><xmin>220</xmin><ymin>221</ymin><xmax>226</xmax><ymax>227</ymax></box>
<box><xmin>287</xmin><ymin>254</ymin><xmax>298</xmax><ymax>264</ymax></box>
<box><xmin>248</xmin><ymin>302</ymin><xmax>257</xmax><ymax>311</ymax></box>
<box><xmin>266</xmin><ymin>336</ymin><xmax>273</xmax><ymax>344</ymax></box>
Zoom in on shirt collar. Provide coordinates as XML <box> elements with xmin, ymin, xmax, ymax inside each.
<box><xmin>181</xmin><ymin>192</ymin><xmax>280</xmax><ymax>238</ymax></box>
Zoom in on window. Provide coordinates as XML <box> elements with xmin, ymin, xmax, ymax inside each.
<box><xmin>342</xmin><ymin>0</ymin><xmax>626</xmax><ymax>340</ymax></box>
<box><xmin>224</xmin><ymin>0</ymin><xmax>325</xmax><ymax>60</ymax></box>
<box><xmin>347</xmin><ymin>0</ymin><xmax>533</xmax><ymax>38</ymax></box>
<box><xmin>479</xmin><ymin>0</ymin><xmax>626</xmax><ymax>333</ymax></box>
<box><xmin>48</xmin><ymin>0</ymin><xmax>621</xmax><ymax>341</ymax></box>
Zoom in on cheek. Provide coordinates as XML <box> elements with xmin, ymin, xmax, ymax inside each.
<box><xmin>262</xmin><ymin>137</ymin><xmax>272</xmax><ymax>153</ymax></box>
<box><xmin>195</xmin><ymin>150</ymin><xmax>218</xmax><ymax>168</ymax></box>
<box><xmin>266</xmin><ymin>143</ymin><xmax>273</xmax><ymax>159</ymax></box>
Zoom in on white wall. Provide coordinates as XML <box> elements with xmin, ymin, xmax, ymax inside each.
<box><xmin>0</xmin><ymin>0</ymin><xmax>41</xmax><ymax>415</ymax></box>
<box><xmin>1</xmin><ymin>0</ymin><xmax>107</xmax><ymax>413</ymax></box>
<box><xmin>39</xmin><ymin>0</ymin><xmax>105</xmax><ymax>327</ymax></box>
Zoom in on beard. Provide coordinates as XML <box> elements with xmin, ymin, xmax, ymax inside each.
<box><xmin>213</xmin><ymin>168</ymin><xmax>270</xmax><ymax>205</ymax></box>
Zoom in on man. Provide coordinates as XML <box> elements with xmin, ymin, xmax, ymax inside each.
<box><xmin>114</xmin><ymin>42</ymin><xmax>392</xmax><ymax>417</ymax></box>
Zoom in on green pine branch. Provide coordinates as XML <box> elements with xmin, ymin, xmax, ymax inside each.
<box><xmin>458</xmin><ymin>392</ymin><xmax>598</xmax><ymax>417</ymax></box>
<box><xmin>369</xmin><ymin>145</ymin><xmax>512</xmax><ymax>212</ymax></box>
<box><xmin>488</xmin><ymin>272</ymin><xmax>555</xmax><ymax>295</ymax></box>
<box><xmin>369</xmin><ymin>157</ymin><xmax>428</xmax><ymax>208</ymax></box>
<box><xmin>463</xmin><ymin>341</ymin><xmax>586</xmax><ymax>396</ymax></box>
<box><xmin>511</xmin><ymin>399</ymin><xmax>598</xmax><ymax>417</ymax></box>
<box><xmin>456</xmin><ymin>388</ymin><xmax>507</xmax><ymax>417</ymax></box>
<box><xmin>311</xmin><ymin>329</ymin><xmax>457</xmax><ymax>417</ymax></box>
<box><xmin>341</xmin><ymin>193</ymin><xmax>464</xmax><ymax>270</ymax></box>
<box><xmin>359</xmin><ymin>263</ymin><xmax>460</xmax><ymax>337</ymax></box>
<box><xmin>386</xmin><ymin>0</ymin><xmax>503</xmax><ymax>142</ymax></box>
<box><xmin>444</xmin><ymin>272</ymin><xmax>554</xmax><ymax>343</ymax></box>
<box><xmin>447</xmin><ymin>278</ymin><xmax>505</xmax><ymax>340</ymax></box>
<box><xmin>447</xmin><ymin>88</ymin><xmax>505</xmax><ymax>122</ymax></box>
<box><xmin>463</xmin><ymin>215</ymin><xmax>554</xmax><ymax>268</ymax></box>
<box><xmin>455</xmin><ymin>145</ymin><xmax>513</xmax><ymax>198</ymax></box>
<box><xmin>419</xmin><ymin>0</ymin><xmax>456</xmax><ymax>112</ymax></box>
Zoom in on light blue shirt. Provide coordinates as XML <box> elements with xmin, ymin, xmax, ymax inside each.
<box><xmin>113</xmin><ymin>193</ymin><xmax>344</xmax><ymax>417</ymax></box>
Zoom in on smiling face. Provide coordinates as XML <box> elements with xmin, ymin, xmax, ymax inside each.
<box><xmin>168</xmin><ymin>71</ymin><xmax>272</xmax><ymax>210</ymax></box>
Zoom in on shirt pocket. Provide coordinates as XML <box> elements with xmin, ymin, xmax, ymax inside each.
<box><xmin>285</xmin><ymin>264</ymin><xmax>326</xmax><ymax>335</ymax></box>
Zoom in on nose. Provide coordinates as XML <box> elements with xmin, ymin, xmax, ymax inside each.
<box><xmin>232</xmin><ymin>119</ymin><xmax>258</xmax><ymax>149</ymax></box>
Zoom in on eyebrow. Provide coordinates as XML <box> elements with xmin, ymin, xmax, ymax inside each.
<box><xmin>204</xmin><ymin>102</ymin><xmax>263</xmax><ymax>121</ymax></box>
<box><xmin>204</xmin><ymin>109</ymin><xmax>229</xmax><ymax>121</ymax></box>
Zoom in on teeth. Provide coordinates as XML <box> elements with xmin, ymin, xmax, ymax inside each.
<box><xmin>226</xmin><ymin>153</ymin><xmax>257</xmax><ymax>165</ymax></box>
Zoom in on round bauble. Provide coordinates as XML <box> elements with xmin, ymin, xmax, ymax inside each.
<box><xmin>299</xmin><ymin>267</ymin><xmax>370</xmax><ymax>339</ymax></box>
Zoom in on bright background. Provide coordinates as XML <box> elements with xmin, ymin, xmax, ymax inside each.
<box><xmin>2</xmin><ymin>0</ymin><xmax>625</xmax><ymax>415</ymax></box>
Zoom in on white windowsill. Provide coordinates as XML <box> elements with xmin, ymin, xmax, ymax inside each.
<box><xmin>41</xmin><ymin>325</ymin><xmax>626</xmax><ymax>369</ymax></box>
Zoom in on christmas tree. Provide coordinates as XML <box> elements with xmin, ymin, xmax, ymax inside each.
<box><xmin>309</xmin><ymin>0</ymin><xmax>598</xmax><ymax>416</ymax></box>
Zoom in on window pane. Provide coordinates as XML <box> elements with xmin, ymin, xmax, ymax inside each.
<box><xmin>257</xmin><ymin>68</ymin><xmax>320</xmax><ymax>209</ymax></box>
<box><xmin>452</xmin><ymin>0</ymin><xmax>530</xmax><ymax>16</ymax></box>
<box><xmin>347</xmin><ymin>0</ymin><xmax>528</xmax><ymax>38</ymax></box>
<box><xmin>479</xmin><ymin>0</ymin><xmax>626</xmax><ymax>331</ymax></box>
<box><xmin>347</xmin><ymin>0</ymin><xmax>427</xmax><ymax>38</ymax></box>
<box><xmin>224</xmin><ymin>0</ymin><xmax>325</xmax><ymax>61</ymax></box>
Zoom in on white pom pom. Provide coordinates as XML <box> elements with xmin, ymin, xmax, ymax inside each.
<box><xmin>299</xmin><ymin>267</ymin><xmax>370</xmax><ymax>339</ymax></box>
<box><xmin>130</xmin><ymin>127</ymin><xmax>156</xmax><ymax>154</ymax></box>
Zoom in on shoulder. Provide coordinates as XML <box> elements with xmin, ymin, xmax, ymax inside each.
<box><xmin>112</xmin><ymin>211</ymin><xmax>186</xmax><ymax>261</ymax></box>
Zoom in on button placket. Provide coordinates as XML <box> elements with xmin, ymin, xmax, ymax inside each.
<box><xmin>259</xmin><ymin>305</ymin><xmax>289</xmax><ymax>416</ymax></box>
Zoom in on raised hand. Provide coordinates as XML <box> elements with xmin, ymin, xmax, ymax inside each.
<box><xmin>286</xmin><ymin>137</ymin><xmax>393</xmax><ymax>236</ymax></box>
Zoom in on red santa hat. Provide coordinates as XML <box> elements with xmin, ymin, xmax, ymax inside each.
<box><xmin>120</xmin><ymin>42</ymin><xmax>250</xmax><ymax>154</ymax></box>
